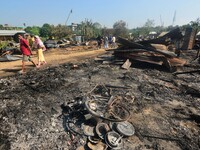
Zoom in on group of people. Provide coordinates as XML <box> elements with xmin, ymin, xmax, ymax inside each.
<box><xmin>18</xmin><ymin>34</ymin><xmax>117</xmax><ymax>73</ymax></box>
<box><xmin>97</xmin><ymin>35</ymin><xmax>116</xmax><ymax>49</ymax></box>
<box><xmin>18</xmin><ymin>34</ymin><xmax>47</xmax><ymax>73</ymax></box>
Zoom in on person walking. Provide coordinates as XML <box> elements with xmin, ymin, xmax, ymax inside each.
<box><xmin>111</xmin><ymin>36</ymin><xmax>116</xmax><ymax>48</ymax></box>
<box><xmin>33</xmin><ymin>35</ymin><xmax>47</xmax><ymax>68</ymax></box>
<box><xmin>97</xmin><ymin>35</ymin><xmax>103</xmax><ymax>49</ymax></box>
<box><xmin>18</xmin><ymin>34</ymin><xmax>37</xmax><ymax>73</ymax></box>
<box><xmin>104</xmin><ymin>36</ymin><xmax>109</xmax><ymax>49</ymax></box>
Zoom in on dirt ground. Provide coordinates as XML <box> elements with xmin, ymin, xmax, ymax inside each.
<box><xmin>0</xmin><ymin>47</ymin><xmax>106</xmax><ymax>78</ymax></box>
<box><xmin>0</xmin><ymin>48</ymin><xmax>200</xmax><ymax>150</ymax></box>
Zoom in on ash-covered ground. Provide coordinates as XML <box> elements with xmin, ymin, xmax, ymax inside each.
<box><xmin>0</xmin><ymin>50</ymin><xmax>200</xmax><ymax>150</ymax></box>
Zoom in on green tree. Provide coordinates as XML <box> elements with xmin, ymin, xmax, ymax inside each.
<box><xmin>0</xmin><ymin>24</ymin><xmax>4</xmax><ymax>30</ymax></box>
<box><xmin>180</xmin><ymin>24</ymin><xmax>190</xmax><ymax>31</ymax></box>
<box><xmin>144</xmin><ymin>19</ymin><xmax>155</xmax><ymax>28</ymax></box>
<box><xmin>129</xmin><ymin>19</ymin><xmax>157</xmax><ymax>38</ymax></box>
<box><xmin>130</xmin><ymin>27</ymin><xmax>140</xmax><ymax>38</ymax></box>
<box><xmin>154</xmin><ymin>25</ymin><xmax>167</xmax><ymax>33</ymax></box>
<box><xmin>51</xmin><ymin>24</ymin><xmax>72</xmax><ymax>39</ymax></box>
<box><xmin>113</xmin><ymin>20</ymin><xmax>128</xmax><ymax>37</ymax></box>
<box><xmin>39</xmin><ymin>23</ymin><xmax>52</xmax><ymax>38</ymax></box>
<box><xmin>190</xmin><ymin>18</ymin><xmax>200</xmax><ymax>30</ymax></box>
<box><xmin>78</xmin><ymin>19</ymin><xmax>102</xmax><ymax>40</ymax></box>
<box><xmin>93</xmin><ymin>22</ymin><xmax>102</xmax><ymax>37</ymax></box>
<box><xmin>140</xmin><ymin>19</ymin><xmax>155</xmax><ymax>36</ymax></box>
<box><xmin>25</xmin><ymin>26</ymin><xmax>40</xmax><ymax>35</ymax></box>
<box><xmin>93</xmin><ymin>22</ymin><xmax>102</xmax><ymax>29</ymax></box>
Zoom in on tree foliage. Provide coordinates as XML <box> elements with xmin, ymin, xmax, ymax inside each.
<box><xmin>140</xmin><ymin>19</ymin><xmax>155</xmax><ymax>36</ymax></box>
<box><xmin>2</xmin><ymin>17</ymin><xmax>200</xmax><ymax>41</ymax></box>
<box><xmin>0</xmin><ymin>24</ymin><xmax>4</xmax><ymax>30</ymax></box>
<box><xmin>144</xmin><ymin>19</ymin><xmax>155</xmax><ymax>28</ymax></box>
<box><xmin>78</xmin><ymin>19</ymin><xmax>102</xmax><ymax>40</ymax></box>
<box><xmin>51</xmin><ymin>24</ymin><xmax>72</xmax><ymax>39</ymax></box>
<box><xmin>113</xmin><ymin>20</ymin><xmax>128</xmax><ymax>37</ymax></box>
<box><xmin>93</xmin><ymin>22</ymin><xmax>102</xmax><ymax>29</ymax></box>
<box><xmin>39</xmin><ymin>23</ymin><xmax>52</xmax><ymax>38</ymax></box>
<box><xmin>24</xmin><ymin>26</ymin><xmax>40</xmax><ymax>36</ymax></box>
<box><xmin>190</xmin><ymin>18</ymin><xmax>200</xmax><ymax>31</ymax></box>
<box><xmin>130</xmin><ymin>19</ymin><xmax>165</xmax><ymax>39</ymax></box>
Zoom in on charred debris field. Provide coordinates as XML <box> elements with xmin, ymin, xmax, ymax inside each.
<box><xmin>0</xmin><ymin>50</ymin><xmax>200</xmax><ymax>150</ymax></box>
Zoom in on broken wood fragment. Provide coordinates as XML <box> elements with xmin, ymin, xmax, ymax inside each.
<box><xmin>141</xmin><ymin>133</ymin><xmax>180</xmax><ymax>141</ymax></box>
<box><xmin>173</xmin><ymin>69</ymin><xmax>200</xmax><ymax>75</ymax></box>
<box><xmin>122</xmin><ymin>59</ymin><xmax>132</xmax><ymax>69</ymax></box>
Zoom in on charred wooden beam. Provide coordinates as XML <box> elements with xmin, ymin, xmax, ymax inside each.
<box><xmin>117</xmin><ymin>37</ymin><xmax>176</xmax><ymax>57</ymax></box>
<box><xmin>173</xmin><ymin>69</ymin><xmax>200</xmax><ymax>75</ymax></box>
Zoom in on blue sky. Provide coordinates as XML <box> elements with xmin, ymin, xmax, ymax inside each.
<box><xmin>0</xmin><ymin>0</ymin><xmax>200</xmax><ymax>29</ymax></box>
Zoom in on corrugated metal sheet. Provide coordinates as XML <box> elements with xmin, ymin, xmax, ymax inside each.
<box><xmin>0</xmin><ymin>30</ymin><xmax>25</xmax><ymax>36</ymax></box>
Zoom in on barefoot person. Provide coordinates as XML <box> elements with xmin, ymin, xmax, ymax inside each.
<box><xmin>18</xmin><ymin>34</ymin><xmax>37</xmax><ymax>73</ymax></box>
<box><xmin>33</xmin><ymin>35</ymin><xmax>47</xmax><ymax>67</ymax></box>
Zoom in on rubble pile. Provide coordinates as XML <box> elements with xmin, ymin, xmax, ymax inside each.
<box><xmin>113</xmin><ymin>28</ymin><xmax>189</xmax><ymax>71</ymax></box>
<box><xmin>62</xmin><ymin>84</ymin><xmax>135</xmax><ymax>149</ymax></box>
<box><xmin>0</xmin><ymin>41</ymin><xmax>22</xmax><ymax>62</ymax></box>
<box><xmin>0</xmin><ymin>49</ymin><xmax>200</xmax><ymax>149</ymax></box>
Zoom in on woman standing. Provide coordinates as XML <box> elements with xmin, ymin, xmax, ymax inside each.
<box><xmin>33</xmin><ymin>35</ymin><xmax>47</xmax><ymax>68</ymax></box>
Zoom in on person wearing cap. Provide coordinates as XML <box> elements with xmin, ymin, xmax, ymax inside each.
<box><xmin>18</xmin><ymin>34</ymin><xmax>37</xmax><ymax>73</ymax></box>
<box><xmin>33</xmin><ymin>35</ymin><xmax>47</xmax><ymax>67</ymax></box>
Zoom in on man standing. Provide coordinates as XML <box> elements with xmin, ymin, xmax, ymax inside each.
<box><xmin>97</xmin><ymin>35</ymin><xmax>103</xmax><ymax>49</ymax></box>
<box><xmin>18</xmin><ymin>34</ymin><xmax>37</xmax><ymax>73</ymax></box>
<box><xmin>112</xmin><ymin>36</ymin><xmax>116</xmax><ymax>48</ymax></box>
<box><xmin>104</xmin><ymin>36</ymin><xmax>109</xmax><ymax>49</ymax></box>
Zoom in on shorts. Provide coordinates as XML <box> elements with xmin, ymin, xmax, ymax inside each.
<box><xmin>22</xmin><ymin>55</ymin><xmax>32</xmax><ymax>62</ymax></box>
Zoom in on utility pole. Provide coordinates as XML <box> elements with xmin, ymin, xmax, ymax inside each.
<box><xmin>172</xmin><ymin>10</ymin><xmax>176</xmax><ymax>26</ymax></box>
<box><xmin>65</xmin><ymin>9</ymin><xmax>72</xmax><ymax>26</ymax></box>
<box><xmin>160</xmin><ymin>15</ymin><xmax>164</xmax><ymax>27</ymax></box>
